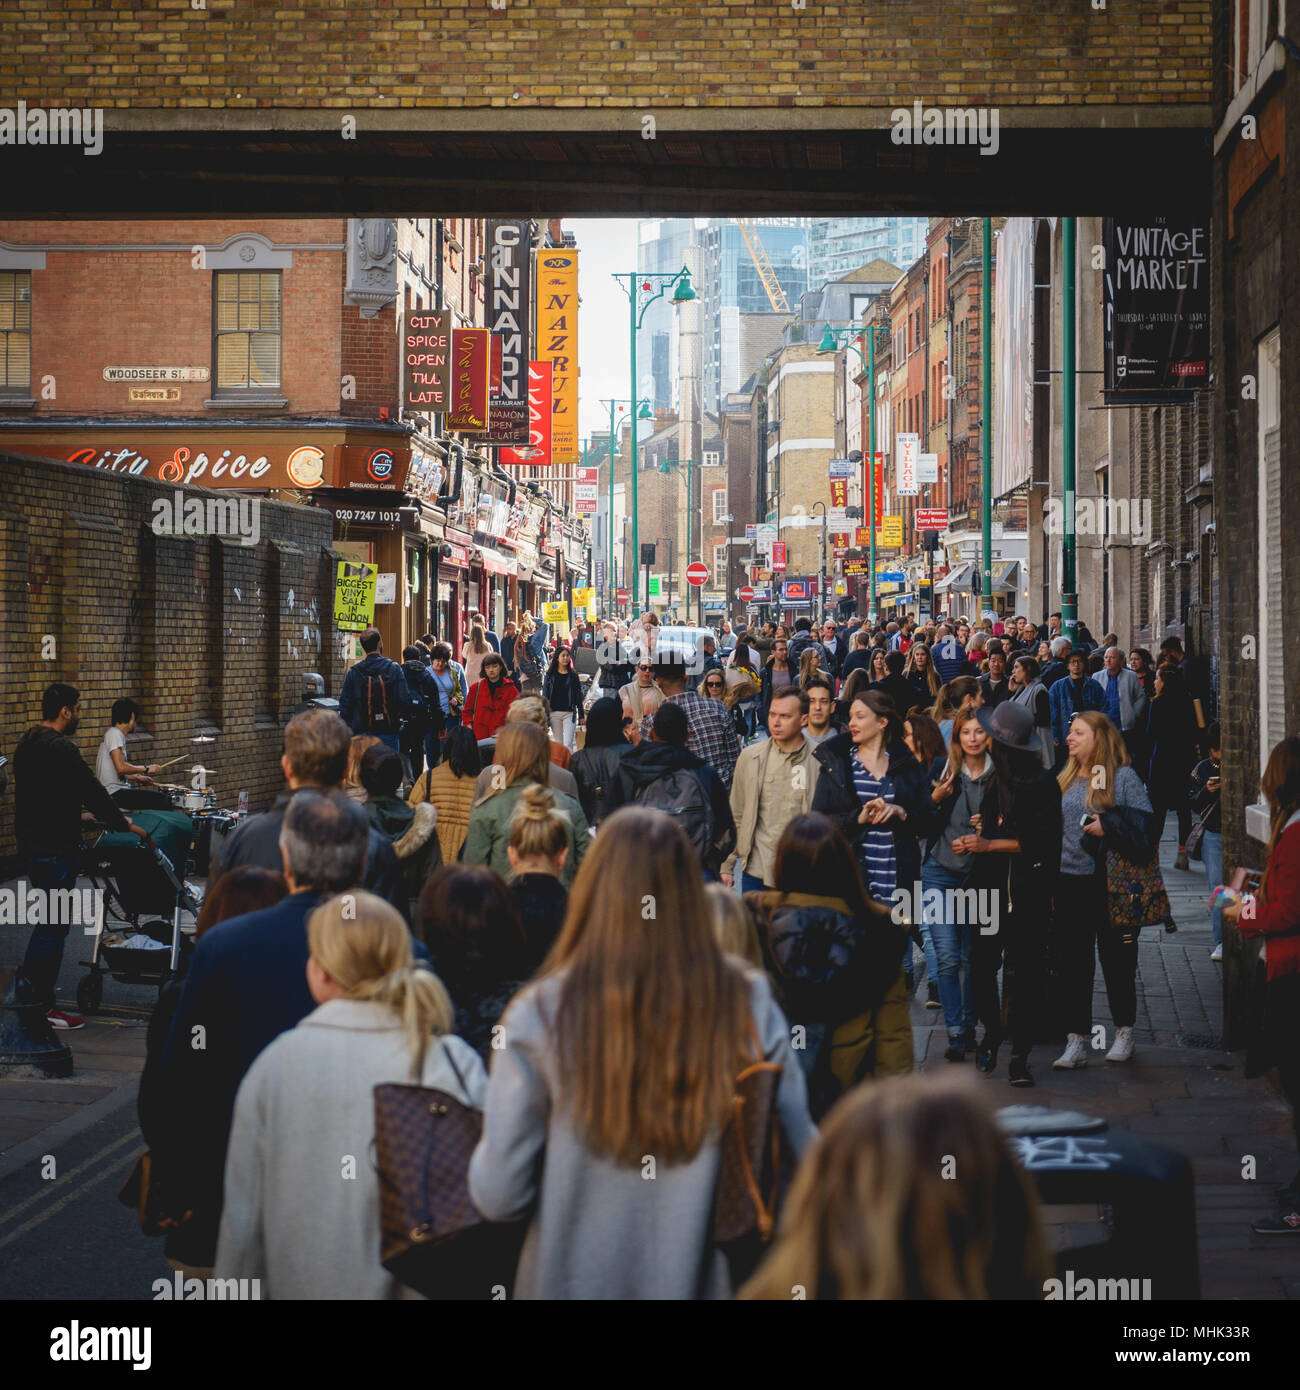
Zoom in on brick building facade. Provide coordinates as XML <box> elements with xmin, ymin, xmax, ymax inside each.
<box><xmin>0</xmin><ymin>449</ymin><xmax>337</xmax><ymax>859</ymax></box>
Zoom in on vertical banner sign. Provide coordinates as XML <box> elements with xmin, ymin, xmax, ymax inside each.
<box><xmin>771</xmin><ymin>541</ymin><xmax>787</xmax><ymax>572</ymax></box>
<box><xmin>895</xmin><ymin>433</ymin><xmax>920</xmax><ymax>496</ymax></box>
<box><xmin>403</xmin><ymin>309</ymin><xmax>451</xmax><ymax>412</ymax></box>
<box><xmin>486</xmin><ymin>220</ymin><xmax>532</xmax><ymax>444</ymax></box>
<box><xmin>872</xmin><ymin>452</ymin><xmax>885</xmax><ymax>522</ymax></box>
<box><xmin>829</xmin><ymin>477</ymin><xmax>849</xmax><ymax>509</ymax></box>
<box><xmin>448</xmin><ymin>328</ymin><xmax>490</xmax><ymax>431</ymax></box>
<box><xmin>575</xmin><ymin>465</ymin><xmax>599</xmax><ymax>515</ymax></box>
<box><xmin>1102</xmin><ymin>216</ymin><xmax>1210</xmax><ymax>400</ymax></box>
<box><xmin>536</xmin><ymin>247</ymin><xmax>579</xmax><ymax>465</ymax></box>
<box><xmin>501</xmin><ymin>361</ymin><xmax>553</xmax><ymax>467</ymax></box>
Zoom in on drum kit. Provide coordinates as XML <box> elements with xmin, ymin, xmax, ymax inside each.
<box><xmin>149</xmin><ymin>774</ymin><xmax>244</xmax><ymax>874</ymax></box>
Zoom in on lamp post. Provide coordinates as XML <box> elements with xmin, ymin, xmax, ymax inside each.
<box><xmin>658</xmin><ymin>456</ymin><xmax>702</xmax><ymax>626</ymax></box>
<box><xmin>810</xmin><ymin>500</ymin><xmax>828</xmax><ymax>621</ymax></box>
<box><xmin>818</xmin><ymin>323</ymin><xmax>888</xmax><ymax>623</ymax></box>
<box><xmin>611</xmin><ymin>264</ymin><xmax>695</xmax><ymax>613</ymax></box>
<box><xmin>600</xmin><ymin>396</ymin><xmax>652</xmax><ymax>618</ymax></box>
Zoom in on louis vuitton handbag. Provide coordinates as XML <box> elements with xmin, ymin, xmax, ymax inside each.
<box><xmin>373</xmin><ymin>1049</ymin><xmax>526</xmax><ymax>1300</ymax></box>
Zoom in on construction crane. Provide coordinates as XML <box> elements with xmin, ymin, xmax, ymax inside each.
<box><xmin>734</xmin><ymin>219</ymin><xmax>791</xmax><ymax>315</ymax></box>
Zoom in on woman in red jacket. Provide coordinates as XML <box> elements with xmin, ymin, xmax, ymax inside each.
<box><xmin>463</xmin><ymin>653</ymin><xmax>519</xmax><ymax>741</ymax></box>
<box><xmin>1229</xmin><ymin>735</ymin><xmax>1300</xmax><ymax>1235</ymax></box>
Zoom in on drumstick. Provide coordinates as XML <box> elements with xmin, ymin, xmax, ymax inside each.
<box><xmin>154</xmin><ymin>755</ymin><xmax>186</xmax><ymax>771</ymax></box>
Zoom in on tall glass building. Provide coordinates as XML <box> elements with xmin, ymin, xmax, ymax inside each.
<box><xmin>807</xmin><ymin>218</ymin><xmax>929</xmax><ymax>289</ymax></box>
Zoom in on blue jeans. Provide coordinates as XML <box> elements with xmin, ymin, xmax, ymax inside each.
<box><xmin>20</xmin><ymin>852</ymin><xmax>82</xmax><ymax>1010</ymax></box>
<box><xmin>921</xmin><ymin>860</ymin><xmax>975</xmax><ymax>1039</ymax></box>
<box><xmin>1203</xmin><ymin>830</ymin><xmax>1224</xmax><ymax>945</ymax></box>
<box><xmin>741</xmin><ymin>870</ymin><xmax>768</xmax><ymax>894</ymax></box>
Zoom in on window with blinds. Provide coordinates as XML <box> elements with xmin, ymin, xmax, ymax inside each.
<box><xmin>213</xmin><ymin>271</ymin><xmax>282</xmax><ymax>394</ymax></box>
<box><xmin>0</xmin><ymin>271</ymin><xmax>32</xmax><ymax>393</ymax></box>
<box><xmin>1258</xmin><ymin>327</ymin><xmax>1284</xmax><ymax>777</ymax></box>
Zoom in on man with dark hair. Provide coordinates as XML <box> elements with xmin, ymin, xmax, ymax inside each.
<box><xmin>608</xmin><ymin>701</ymin><xmax>735</xmax><ymax>877</ymax></box>
<box><xmin>95</xmin><ymin>696</ymin><xmax>163</xmax><ymax>792</ymax></box>
<box><xmin>11</xmin><ymin>683</ymin><xmax>146</xmax><ymax>1031</ymax></box>
<box><xmin>154</xmin><ymin>789</ymin><xmax>426</xmax><ymax>1269</ymax></box>
<box><xmin>803</xmin><ymin>677</ymin><xmax>837</xmax><ymax>747</ymax></box>
<box><xmin>787</xmin><ymin>615</ymin><xmax>826</xmax><ymax>670</ymax></box>
<box><xmin>722</xmin><ymin>685</ymin><xmax>820</xmax><ymax>891</ymax></box>
<box><xmin>979</xmin><ymin>640</ymin><xmax>1013</xmax><ymax>709</ymax></box>
<box><xmin>209</xmin><ymin>707</ymin><xmax>404</xmax><ymax>917</ymax></box>
<box><xmin>639</xmin><ymin>653</ymin><xmax>741</xmax><ymax>789</ymax></box>
<box><xmin>338</xmin><ymin>627</ymin><xmax>416</xmax><ymax>751</ymax></box>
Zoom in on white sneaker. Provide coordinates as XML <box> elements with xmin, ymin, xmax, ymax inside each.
<box><xmin>1106</xmin><ymin>1026</ymin><xmax>1136</xmax><ymax>1063</ymax></box>
<box><xmin>1052</xmin><ymin>1034</ymin><xmax>1089</xmax><ymax>1069</ymax></box>
<box><xmin>1210</xmin><ymin>943</ymin><xmax>1223</xmax><ymax>962</ymax></box>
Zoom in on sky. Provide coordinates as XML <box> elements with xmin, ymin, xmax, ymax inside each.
<box><xmin>570</xmin><ymin>218</ymin><xmax>639</xmax><ymax>444</ymax></box>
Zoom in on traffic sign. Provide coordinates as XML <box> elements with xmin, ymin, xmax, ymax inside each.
<box><xmin>616</xmin><ymin>588</ymin><xmax>630</xmax><ymax>603</ymax></box>
<box><xmin>915</xmin><ymin>508</ymin><xmax>949</xmax><ymax>530</ymax></box>
<box><xmin>686</xmin><ymin>561</ymin><xmax>709</xmax><ymax>587</ymax></box>
<box><xmin>739</xmin><ymin>585</ymin><xmax>755</xmax><ymax>602</ymax></box>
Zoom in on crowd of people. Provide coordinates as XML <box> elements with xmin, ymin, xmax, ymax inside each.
<box><xmin>11</xmin><ymin>589</ymin><xmax>1300</xmax><ymax>1298</ymax></box>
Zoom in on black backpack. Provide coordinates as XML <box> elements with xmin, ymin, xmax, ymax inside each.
<box><xmin>365</xmin><ymin>667</ymin><xmax>397</xmax><ymax>734</ymax></box>
<box><xmin>633</xmin><ymin>767</ymin><xmax>715</xmax><ymax>865</ymax></box>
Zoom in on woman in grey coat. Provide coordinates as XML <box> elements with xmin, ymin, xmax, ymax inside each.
<box><xmin>215</xmin><ymin>891</ymin><xmax>487</xmax><ymax>1300</ymax></box>
<box><xmin>468</xmin><ymin>806</ymin><xmax>817</xmax><ymax>1300</ymax></box>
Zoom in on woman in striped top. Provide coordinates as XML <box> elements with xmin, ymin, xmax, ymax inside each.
<box><xmin>811</xmin><ymin>689</ymin><xmax>929</xmax><ymax>986</ymax></box>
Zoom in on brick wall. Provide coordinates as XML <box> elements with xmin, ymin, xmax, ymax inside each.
<box><xmin>0</xmin><ymin>1</ymin><xmax>1212</xmax><ymax>110</ymax></box>
<box><xmin>0</xmin><ymin>220</ymin><xmax>346</xmax><ymax>418</ymax></box>
<box><xmin>0</xmin><ymin>450</ymin><xmax>340</xmax><ymax>860</ymax></box>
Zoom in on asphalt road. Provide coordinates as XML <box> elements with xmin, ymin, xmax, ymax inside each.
<box><xmin>0</xmin><ymin>1101</ymin><xmax>166</xmax><ymax>1301</ymax></box>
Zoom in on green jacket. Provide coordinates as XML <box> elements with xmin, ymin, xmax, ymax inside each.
<box><xmin>462</xmin><ymin>779</ymin><xmax>591</xmax><ymax>889</ymax></box>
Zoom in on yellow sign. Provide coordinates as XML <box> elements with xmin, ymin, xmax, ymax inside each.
<box><xmin>542</xmin><ymin>600</ymin><xmax>570</xmax><ymax>625</ymax></box>
<box><xmin>536</xmin><ymin>247</ymin><xmax>579</xmax><ymax>466</ymax></box>
<box><xmin>571</xmin><ymin>587</ymin><xmax>594</xmax><ymax>619</ymax></box>
<box><xmin>874</xmin><ymin>515</ymin><xmax>904</xmax><ymax>548</ymax></box>
<box><xmin>335</xmin><ymin>561</ymin><xmax>378</xmax><ymax>632</ymax></box>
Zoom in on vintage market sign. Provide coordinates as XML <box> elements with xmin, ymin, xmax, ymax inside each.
<box><xmin>335</xmin><ymin>561</ymin><xmax>378</xmax><ymax>632</ymax></box>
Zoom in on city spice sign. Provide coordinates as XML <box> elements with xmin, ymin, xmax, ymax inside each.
<box><xmin>13</xmin><ymin>435</ymin><xmax>408</xmax><ymax>490</ymax></box>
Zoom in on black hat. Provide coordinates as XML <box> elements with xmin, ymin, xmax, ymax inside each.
<box><xmin>976</xmin><ymin>701</ymin><xmax>1038</xmax><ymax>751</ymax></box>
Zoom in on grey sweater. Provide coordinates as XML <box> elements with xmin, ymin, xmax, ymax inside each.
<box><xmin>215</xmin><ymin>999</ymin><xmax>488</xmax><ymax>1300</ymax></box>
<box><xmin>1060</xmin><ymin>765</ymin><xmax>1152</xmax><ymax>876</ymax></box>
<box><xmin>467</xmin><ymin>965</ymin><xmax>817</xmax><ymax>1300</ymax></box>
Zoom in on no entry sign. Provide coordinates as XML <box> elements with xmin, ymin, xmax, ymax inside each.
<box><xmin>739</xmin><ymin>585</ymin><xmax>755</xmax><ymax>601</ymax></box>
<box><xmin>686</xmin><ymin>561</ymin><xmax>709</xmax><ymax>586</ymax></box>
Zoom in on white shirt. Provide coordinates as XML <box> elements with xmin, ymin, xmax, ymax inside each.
<box><xmin>96</xmin><ymin>727</ymin><xmax>128</xmax><ymax>790</ymax></box>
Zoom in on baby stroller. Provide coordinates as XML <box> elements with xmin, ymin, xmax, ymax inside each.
<box><xmin>75</xmin><ymin>809</ymin><xmax>201</xmax><ymax>1015</ymax></box>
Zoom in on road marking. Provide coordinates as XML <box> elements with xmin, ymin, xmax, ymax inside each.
<box><xmin>0</xmin><ymin>1145</ymin><xmax>142</xmax><ymax>1254</ymax></box>
<box><xmin>0</xmin><ymin>1126</ymin><xmax>141</xmax><ymax>1233</ymax></box>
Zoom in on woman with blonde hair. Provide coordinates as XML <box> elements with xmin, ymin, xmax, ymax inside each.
<box><xmin>463</xmin><ymin>722</ymin><xmax>590</xmax><ymax>889</ymax></box>
<box><xmin>931</xmin><ymin>674</ymin><xmax>982</xmax><ymax>745</ymax></box>
<box><xmin>214</xmin><ymin>891</ymin><xmax>487</xmax><ymax>1299</ymax></box>
<box><xmin>344</xmin><ymin>734</ymin><xmax>379</xmax><ymax>801</ymax></box>
<box><xmin>1050</xmin><ymin>709</ymin><xmax>1155</xmax><ymax>1070</ymax></box>
<box><xmin>740</xmin><ymin>1071</ymin><xmax>1049</xmax><ymax>1300</ymax></box>
<box><xmin>798</xmin><ymin>646</ymin><xmax>823</xmax><ymax>690</ymax></box>
<box><xmin>703</xmin><ymin>881</ymin><xmax>763</xmax><ymax>967</ymax></box>
<box><xmin>468</xmin><ymin>807</ymin><xmax>816</xmax><ymax>1299</ymax></box>
<box><xmin>619</xmin><ymin>655</ymin><xmax>664</xmax><ymax>726</ymax></box>
<box><xmin>462</xmin><ymin>619</ymin><xmax>493</xmax><ymax>688</ymax></box>
<box><xmin>507</xmin><ymin>782</ymin><xmax>572</xmax><ymax>971</ymax></box>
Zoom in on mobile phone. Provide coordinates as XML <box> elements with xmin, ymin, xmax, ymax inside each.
<box><xmin>1080</xmin><ymin>813</ymin><xmax>1098</xmax><ymax>828</ymax></box>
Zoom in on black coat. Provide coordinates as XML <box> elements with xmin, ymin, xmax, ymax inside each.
<box><xmin>759</xmin><ymin>661</ymin><xmax>798</xmax><ymax>722</ymax></box>
<box><xmin>870</xmin><ymin>673</ymin><xmax>923</xmax><ymax>716</ymax></box>
<box><xmin>810</xmin><ymin>732</ymin><xmax>929</xmax><ymax>893</ymax></box>
<box><xmin>606</xmin><ymin>740</ymin><xmax>737</xmax><ymax>873</ymax></box>
<box><xmin>1146</xmin><ymin>691</ymin><xmax>1199</xmax><ymax>796</ymax></box>
<box><xmin>570</xmin><ymin>742</ymin><xmax>631</xmax><ymax>826</ymax></box>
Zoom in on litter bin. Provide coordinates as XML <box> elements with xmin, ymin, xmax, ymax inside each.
<box><xmin>997</xmin><ymin>1105</ymin><xmax>1200</xmax><ymax>1300</ymax></box>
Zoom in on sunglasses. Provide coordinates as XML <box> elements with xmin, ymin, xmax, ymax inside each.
<box><xmin>638</xmin><ymin>664</ymin><xmax>652</xmax><ymax>672</ymax></box>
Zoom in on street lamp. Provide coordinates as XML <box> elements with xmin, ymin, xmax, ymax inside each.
<box><xmin>809</xmin><ymin>499</ymin><xmax>828</xmax><ymax>622</ymax></box>
<box><xmin>600</xmin><ymin>395</ymin><xmax>653</xmax><ymax>617</ymax></box>
<box><xmin>612</xmin><ymin>263</ymin><xmax>695</xmax><ymax>612</ymax></box>
<box><xmin>818</xmin><ymin>323</ymin><xmax>888</xmax><ymax>624</ymax></box>
<box><xmin>658</xmin><ymin>456</ymin><xmax>703</xmax><ymax>626</ymax></box>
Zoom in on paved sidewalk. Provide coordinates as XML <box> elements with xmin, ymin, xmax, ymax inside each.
<box><xmin>912</xmin><ymin>818</ymin><xmax>1297</xmax><ymax>1300</ymax></box>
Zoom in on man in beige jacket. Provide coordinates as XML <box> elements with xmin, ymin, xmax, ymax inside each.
<box><xmin>721</xmin><ymin>686</ymin><xmax>821</xmax><ymax>891</ymax></box>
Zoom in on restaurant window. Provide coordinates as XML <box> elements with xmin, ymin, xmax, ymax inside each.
<box><xmin>0</xmin><ymin>271</ymin><xmax>32</xmax><ymax>395</ymax></box>
<box><xmin>213</xmin><ymin>271</ymin><xmax>282</xmax><ymax>395</ymax></box>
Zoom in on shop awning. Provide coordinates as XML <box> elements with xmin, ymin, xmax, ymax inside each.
<box><xmin>934</xmin><ymin>561</ymin><xmax>974</xmax><ymax>593</ymax></box>
<box><xmin>475</xmin><ymin>546</ymin><xmax>517</xmax><ymax>577</ymax></box>
<box><xmin>993</xmin><ymin>560</ymin><xmax>1021</xmax><ymax>593</ymax></box>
